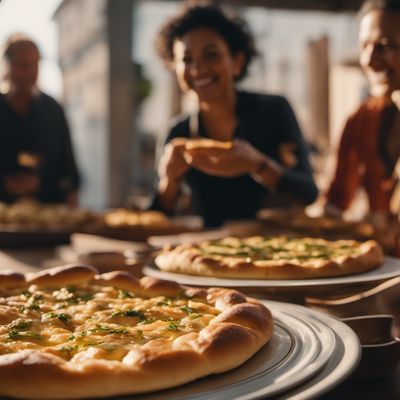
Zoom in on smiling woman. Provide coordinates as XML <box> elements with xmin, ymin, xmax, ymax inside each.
<box><xmin>150</xmin><ymin>4</ymin><xmax>318</xmax><ymax>227</ymax></box>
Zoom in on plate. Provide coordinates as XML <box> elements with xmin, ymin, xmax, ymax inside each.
<box><xmin>117</xmin><ymin>301</ymin><xmax>360</xmax><ymax>400</ymax></box>
<box><xmin>143</xmin><ymin>256</ymin><xmax>400</xmax><ymax>289</ymax></box>
<box><xmin>81</xmin><ymin>223</ymin><xmax>200</xmax><ymax>243</ymax></box>
<box><xmin>275</xmin><ymin>303</ymin><xmax>361</xmax><ymax>400</ymax></box>
<box><xmin>256</xmin><ymin>209</ymin><xmax>373</xmax><ymax>239</ymax></box>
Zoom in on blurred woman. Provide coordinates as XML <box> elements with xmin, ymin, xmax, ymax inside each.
<box><xmin>0</xmin><ymin>34</ymin><xmax>80</xmax><ymax>205</ymax></box>
<box><xmin>152</xmin><ymin>4</ymin><xmax>317</xmax><ymax>227</ymax></box>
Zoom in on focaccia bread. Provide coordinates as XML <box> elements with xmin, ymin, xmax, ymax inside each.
<box><xmin>0</xmin><ymin>264</ymin><xmax>273</xmax><ymax>399</ymax></box>
<box><xmin>102</xmin><ymin>209</ymin><xmax>170</xmax><ymax>227</ymax></box>
<box><xmin>0</xmin><ymin>199</ymin><xmax>92</xmax><ymax>230</ymax></box>
<box><xmin>155</xmin><ymin>236</ymin><xmax>384</xmax><ymax>279</ymax></box>
<box><xmin>185</xmin><ymin>138</ymin><xmax>233</xmax><ymax>150</ymax></box>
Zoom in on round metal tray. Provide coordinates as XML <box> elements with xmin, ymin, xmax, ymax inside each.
<box><xmin>144</xmin><ymin>256</ymin><xmax>400</xmax><ymax>289</ymax></box>
<box><xmin>118</xmin><ymin>301</ymin><xmax>360</xmax><ymax>400</ymax></box>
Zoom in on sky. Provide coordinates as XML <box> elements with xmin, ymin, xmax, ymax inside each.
<box><xmin>0</xmin><ymin>0</ymin><xmax>63</xmax><ymax>98</ymax></box>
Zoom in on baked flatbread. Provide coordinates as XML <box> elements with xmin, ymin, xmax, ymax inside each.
<box><xmin>155</xmin><ymin>236</ymin><xmax>384</xmax><ymax>279</ymax></box>
<box><xmin>0</xmin><ymin>264</ymin><xmax>272</xmax><ymax>399</ymax></box>
<box><xmin>185</xmin><ymin>138</ymin><xmax>233</xmax><ymax>150</ymax></box>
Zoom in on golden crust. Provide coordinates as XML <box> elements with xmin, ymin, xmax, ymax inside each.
<box><xmin>185</xmin><ymin>138</ymin><xmax>233</xmax><ymax>150</ymax></box>
<box><xmin>27</xmin><ymin>264</ymin><xmax>98</xmax><ymax>286</ymax></box>
<box><xmin>155</xmin><ymin>236</ymin><xmax>384</xmax><ymax>279</ymax></box>
<box><xmin>0</xmin><ymin>271</ymin><xmax>27</xmax><ymax>288</ymax></box>
<box><xmin>0</xmin><ymin>265</ymin><xmax>273</xmax><ymax>399</ymax></box>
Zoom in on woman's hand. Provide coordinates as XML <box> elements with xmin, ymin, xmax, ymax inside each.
<box><xmin>184</xmin><ymin>139</ymin><xmax>265</xmax><ymax>177</ymax></box>
<box><xmin>158</xmin><ymin>138</ymin><xmax>190</xmax><ymax>183</ymax></box>
<box><xmin>157</xmin><ymin>138</ymin><xmax>191</xmax><ymax>213</ymax></box>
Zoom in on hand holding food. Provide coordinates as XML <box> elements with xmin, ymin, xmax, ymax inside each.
<box><xmin>184</xmin><ymin>138</ymin><xmax>266</xmax><ymax>178</ymax></box>
<box><xmin>158</xmin><ymin>137</ymin><xmax>190</xmax><ymax>183</ymax></box>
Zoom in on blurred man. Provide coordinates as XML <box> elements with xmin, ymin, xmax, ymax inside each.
<box><xmin>0</xmin><ymin>33</ymin><xmax>80</xmax><ymax>205</ymax></box>
<box><xmin>325</xmin><ymin>0</ymin><xmax>400</xmax><ymax>222</ymax></box>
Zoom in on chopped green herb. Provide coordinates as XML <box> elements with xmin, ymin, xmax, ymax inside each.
<box><xmin>111</xmin><ymin>310</ymin><xmax>145</xmax><ymax>319</ymax></box>
<box><xmin>156</xmin><ymin>300</ymin><xmax>170</xmax><ymax>306</ymax></box>
<box><xmin>7</xmin><ymin>331</ymin><xmax>42</xmax><ymax>340</ymax></box>
<box><xmin>167</xmin><ymin>321</ymin><xmax>178</xmax><ymax>331</ymax></box>
<box><xmin>43</xmin><ymin>312</ymin><xmax>72</xmax><ymax>325</ymax></box>
<box><xmin>26</xmin><ymin>304</ymin><xmax>40</xmax><ymax>311</ymax></box>
<box><xmin>59</xmin><ymin>345</ymin><xmax>78</xmax><ymax>354</ymax></box>
<box><xmin>118</xmin><ymin>289</ymin><xmax>134</xmax><ymax>299</ymax></box>
<box><xmin>57</xmin><ymin>313</ymin><xmax>72</xmax><ymax>324</ymax></box>
<box><xmin>90</xmin><ymin>324</ymin><xmax>129</xmax><ymax>335</ymax></box>
<box><xmin>9</xmin><ymin>318</ymin><xmax>32</xmax><ymax>331</ymax></box>
<box><xmin>7</xmin><ymin>319</ymin><xmax>41</xmax><ymax>340</ymax></box>
<box><xmin>78</xmin><ymin>293</ymin><xmax>94</xmax><ymax>301</ymax></box>
<box><xmin>55</xmin><ymin>291</ymin><xmax>94</xmax><ymax>305</ymax></box>
<box><xmin>24</xmin><ymin>293</ymin><xmax>43</xmax><ymax>311</ymax></box>
<box><xmin>180</xmin><ymin>306</ymin><xmax>193</xmax><ymax>314</ymax></box>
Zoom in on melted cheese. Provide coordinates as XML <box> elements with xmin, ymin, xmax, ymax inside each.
<box><xmin>0</xmin><ymin>285</ymin><xmax>220</xmax><ymax>362</ymax></box>
<box><xmin>199</xmin><ymin>236</ymin><xmax>360</xmax><ymax>263</ymax></box>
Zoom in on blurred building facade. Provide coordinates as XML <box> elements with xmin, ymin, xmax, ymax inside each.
<box><xmin>54</xmin><ymin>0</ymin><xmax>135</xmax><ymax>210</ymax></box>
<box><xmin>54</xmin><ymin>0</ymin><xmax>367</xmax><ymax>210</ymax></box>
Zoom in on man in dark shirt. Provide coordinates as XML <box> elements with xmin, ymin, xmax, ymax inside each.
<box><xmin>0</xmin><ymin>34</ymin><xmax>79</xmax><ymax>205</ymax></box>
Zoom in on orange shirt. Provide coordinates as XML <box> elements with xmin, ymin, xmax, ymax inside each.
<box><xmin>327</xmin><ymin>96</ymin><xmax>395</xmax><ymax>212</ymax></box>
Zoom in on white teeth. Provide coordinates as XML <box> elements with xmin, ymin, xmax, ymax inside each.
<box><xmin>193</xmin><ymin>78</ymin><xmax>214</xmax><ymax>87</ymax></box>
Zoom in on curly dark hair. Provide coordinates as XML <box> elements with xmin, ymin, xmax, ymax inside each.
<box><xmin>155</xmin><ymin>3</ymin><xmax>257</xmax><ymax>81</ymax></box>
<box><xmin>359</xmin><ymin>0</ymin><xmax>400</xmax><ymax>16</ymax></box>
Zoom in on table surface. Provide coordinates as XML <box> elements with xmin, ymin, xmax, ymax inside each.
<box><xmin>0</xmin><ymin>239</ymin><xmax>399</xmax><ymax>400</ymax></box>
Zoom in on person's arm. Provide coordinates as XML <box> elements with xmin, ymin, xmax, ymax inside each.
<box><xmin>157</xmin><ymin>137</ymin><xmax>190</xmax><ymax>213</ymax></box>
<box><xmin>263</xmin><ymin>96</ymin><xmax>318</xmax><ymax>205</ymax></box>
<box><xmin>249</xmin><ymin>154</ymin><xmax>284</xmax><ymax>189</ymax></box>
<box><xmin>148</xmin><ymin>120</ymin><xmax>191</xmax><ymax>214</ymax></box>
<box><xmin>325</xmin><ymin>114</ymin><xmax>362</xmax><ymax>213</ymax></box>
